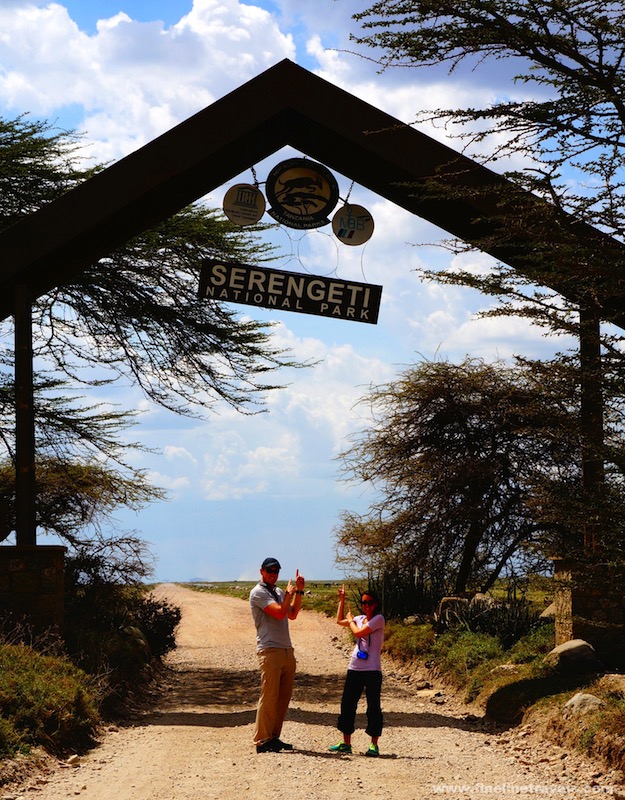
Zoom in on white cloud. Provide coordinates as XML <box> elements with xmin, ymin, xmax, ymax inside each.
<box><xmin>246</xmin><ymin>321</ymin><xmax>397</xmax><ymax>447</ymax></box>
<box><xmin>422</xmin><ymin>307</ymin><xmax>570</xmax><ymax>362</ymax></box>
<box><xmin>0</xmin><ymin>0</ymin><xmax>295</xmax><ymax>161</ymax></box>
<box><xmin>164</xmin><ymin>445</ymin><xmax>197</xmax><ymax>464</ymax></box>
<box><xmin>200</xmin><ymin>430</ymin><xmax>300</xmax><ymax>500</ymax></box>
<box><xmin>146</xmin><ymin>470</ymin><xmax>190</xmax><ymax>493</ymax></box>
<box><xmin>446</xmin><ymin>314</ymin><xmax>561</xmax><ymax>360</ymax></box>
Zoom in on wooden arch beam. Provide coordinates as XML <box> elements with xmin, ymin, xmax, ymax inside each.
<box><xmin>0</xmin><ymin>59</ymin><xmax>624</xmax><ymax>325</ymax></box>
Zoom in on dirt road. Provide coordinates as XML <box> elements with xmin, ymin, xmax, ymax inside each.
<box><xmin>11</xmin><ymin>584</ymin><xmax>623</xmax><ymax>800</ymax></box>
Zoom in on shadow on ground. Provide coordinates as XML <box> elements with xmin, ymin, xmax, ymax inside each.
<box><xmin>139</xmin><ymin>666</ymin><xmax>488</xmax><ymax>735</ymax></box>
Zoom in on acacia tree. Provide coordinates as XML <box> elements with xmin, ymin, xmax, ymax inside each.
<box><xmin>349</xmin><ymin>1</ymin><xmax>625</xmax><ymax>568</ymax></box>
<box><xmin>335</xmin><ymin>357</ymin><xmax>625</xmax><ymax>598</ymax></box>
<box><xmin>0</xmin><ymin>117</ymin><xmax>297</xmax><ymax>418</ymax></box>
<box><xmin>0</xmin><ymin>116</ymin><xmax>299</xmax><ymax>561</ymax></box>
<box><xmin>0</xmin><ymin>357</ymin><xmax>163</xmax><ymax>571</ymax></box>
<box><xmin>350</xmin><ymin>1</ymin><xmax>625</xmax><ymax>338</ymax></box>
<box><xmin>352</xmin><ymin>0</ymin><xmax>625</xmax><ymax>234</ymax></box>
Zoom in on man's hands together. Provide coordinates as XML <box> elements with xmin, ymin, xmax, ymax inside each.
<box><xmin>286</xmin><ymin>569</ymin><xmax>305</xmax><ymax>598</ymax></box>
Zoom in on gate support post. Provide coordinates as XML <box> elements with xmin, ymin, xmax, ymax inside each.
<box><xmin>14</xmin><ymin>283</ymin><xmax>36</xmax><ymax>546</ymax></box>
<box><xmin>553</xmin><ymin>307</ymin><xmax>625</xmax><ymax>667</ymax></box>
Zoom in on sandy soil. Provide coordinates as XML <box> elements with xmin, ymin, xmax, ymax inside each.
<box><xmin>5</xmin><ymin>583</ymin><xmax>624</xmax><ymax>800</ymax></box>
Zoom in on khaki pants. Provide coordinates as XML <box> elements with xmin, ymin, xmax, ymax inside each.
<box><xmin>254</xmin><ymin>647</ymin><xmax>296</xmax><ymax>745</ymax></box>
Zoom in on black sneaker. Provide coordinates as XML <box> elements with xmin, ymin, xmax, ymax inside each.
<box><xmin>256</xmin><ymin>739</ymin><xmax>280</xmax><ymax>753</ymax></box>
<box><xmin>273</xmin><ymin>739</ymin><xmax>294</xmax><ymax>751</ymax></box>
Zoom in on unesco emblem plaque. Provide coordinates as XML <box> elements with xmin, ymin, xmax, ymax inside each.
<box><xmin>222</xmin><ymin>183</ymin><xmax>266</xmax><ymax>225</ymax></box>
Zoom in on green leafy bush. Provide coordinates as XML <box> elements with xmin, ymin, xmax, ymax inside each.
<box><xmin>0</xmin><ymin>717</ymin><xmax>22</xmax><ymax>758</ymax></box>
<box><xmin>432</xmin><ymin>630</ymin><xmax>505</xmax><ymax>687</ymax></box>
<box><xmin>64</xmin><ymin>555</ymin><xmax>181</xmax><ymax>713</ymax></box>
<box><xmin>383</xmin><ymin>621</ymin><xmax>436</xmax><ymax>660</ymax></box>
<box><xmin>131</xmin><ymin>594</ymin><xmax>181</xmax><ymax>658</ymax></box>
<box><xmin>509</xmin><ymin>622</ymin><xmax>555</xmax><ymax>663</ymax></box>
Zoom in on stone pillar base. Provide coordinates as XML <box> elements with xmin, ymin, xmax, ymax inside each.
<box><xmin>0</xmin><ymin>545</ymin><xmax>66</xmax><ymax>633</ymax></box>
<box><xmin>553</xmin><ymin>558</ymin><xmax>625</xmax><ymax>668</ymax></box>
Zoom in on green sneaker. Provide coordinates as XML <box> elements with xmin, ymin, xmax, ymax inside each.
<box><xmin>328</xmin><ymin>742</ymin><xmax>352</xmax><ymax>754</ymax></box>
<box><xmin>365</xmin><ymin>744</ymin><xmax>379</xmax><ymax>757</ymax></box>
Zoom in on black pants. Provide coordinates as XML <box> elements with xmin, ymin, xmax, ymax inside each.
<box><xmin>337</xmin><ymin>669</ymin><xmax>383</xmax><ymax>737</ymax></box>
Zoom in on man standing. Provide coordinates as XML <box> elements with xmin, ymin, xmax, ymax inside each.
<box><xmin>249</xmin><ymin>557</ymin><xmax>305</xmax><ymax>753</ymax></box>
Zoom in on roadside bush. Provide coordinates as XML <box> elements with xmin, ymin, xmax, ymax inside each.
<box><xmin>0</xmin><ymin>643</ymin><xmax>99</xmax><ymax>756</ymax></box>
<box><xmin>130</xmin><ymin>593</ymin><xmax>181</xmax><ymax>658</ymax></box>
<box><xmin>63</xmin><ymin>554</ymin><xmax>181</xmax><ymax>713</ymax></box>
<box><xmin>448</xmin><ymin>599</ymin><xmax>542</xmax><ymax>649</ymax></box>
<box><xmin>0</xmin><ymin>717</ymin><xmax>22</xmax><ymax>759</ymax></box>
<box><xmin>509</xmin><ymin>622</ymin><xmax>555</xmax><ymax>664</ymax></box>
<box><xmin>383</xmin><ymin>620</ymin><xmax>436</xmax><ymax>661</ymax></box>
<box><xmin>367</xmin><ymin>569</ymin><xmax>442</xmax><ymax>619</ymax></box>
<box><xmin>583</xmin><ymin>700</ymin><xmax>625</xmax><ymax>769</ymax></box>
<box><xmin>432</xmin><ymin>630</ymin><xmax>505</xmax><ymax>688</ymax></box>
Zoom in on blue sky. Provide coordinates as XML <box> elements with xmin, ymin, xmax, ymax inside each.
<box><xmin>0</xmin><ymin>0</ymin><xmax>571</xmax><ymax>582</ymax></box>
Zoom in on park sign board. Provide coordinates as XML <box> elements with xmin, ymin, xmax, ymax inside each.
<box><xmin>199</xmin><ymin>259</ymin><xmax>383</xmax><ymax>324</ymax></box>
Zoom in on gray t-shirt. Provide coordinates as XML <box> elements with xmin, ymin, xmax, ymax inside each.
<box><xmin>249</xmin><ymin>582</ymin><xmax>293</xmax><ymax>652</ymax></box>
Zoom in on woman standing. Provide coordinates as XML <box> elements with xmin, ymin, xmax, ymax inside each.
<box><xmin>329</xmin><ymin>585</ymin><xmax>385</xmax><ymax>756</ymax></box>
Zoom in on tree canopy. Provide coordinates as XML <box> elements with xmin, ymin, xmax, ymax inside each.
<box><xmin>353</xmin><ymin>0</ymin><xmax>625</xmax><ymax>234</ymax></box>
<box><xmin>0</xmin><ymin>116</ymin><xmax>300</xmax><ymax>553</ymax></box>
<box><xmin>344</xmin><ymin>3</ymin><xmax>625</xmax><ymax>593</ymax></box>
<box><xmin>335</xmin><ymin>357</ymin><xmax>625</xmax><ymax>597</ymax></box>
<box><xmin>0</xmin><ymin>116</ymin><xmax>299</xmax><ymax>418</ymax></box>
<box><xmin>351</xmin><ymin>1</ymin><xmax>625</xmax><ymax>321</ymax></box>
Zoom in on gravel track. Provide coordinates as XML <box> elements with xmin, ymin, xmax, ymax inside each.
<box><xmin>7</xmin><ymin>583</ymin><xmax>623</xmax><ymax>800</ymax></box>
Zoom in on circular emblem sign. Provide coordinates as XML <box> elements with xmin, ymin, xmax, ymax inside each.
<box><xmin>265</xmin><ymin>158</ymin><xmax>339</xmax><ymax>229</ymax></box>
<box><xmin>332</xmin><ymin>204</ymin><xmax>375</xmax><ymax>246</ymax></box>
<box><xmin>223</xmin><ymin>183</ymin><xmax>266</xmax><ymax>226</ymax></box>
